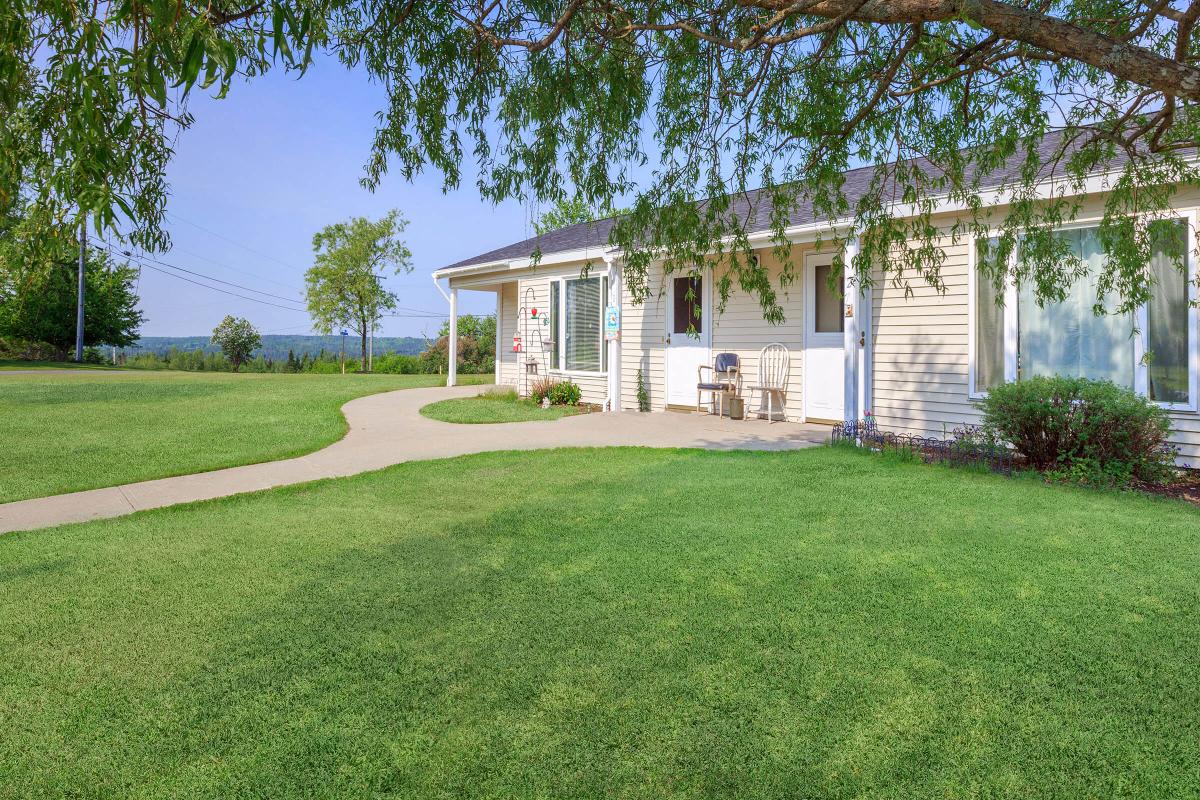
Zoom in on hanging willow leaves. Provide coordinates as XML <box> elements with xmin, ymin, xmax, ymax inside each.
<box><xmin>1</xmin><ymin>0</ymin><xmax>1197</xmax><ymax>315</ymax></box>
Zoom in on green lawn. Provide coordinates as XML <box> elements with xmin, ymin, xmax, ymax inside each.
<box><xmin>420</xmin><ymin>388</ymin><xmax>587</xmax><ymax>423</ymax></box>
<box><xmin>0</xmin><ymin>359</ymin><xmax>122</xmax><ymax>370</ymax></box>
<box><xmin>0</xmin><ymin>370</ymin><xmax>490</xmax><ymax>503</ymax></box>
<box><xmin>1</xmin><ymin>446</ymin><xmax>1196</xmax><ymax>798</ymax></box>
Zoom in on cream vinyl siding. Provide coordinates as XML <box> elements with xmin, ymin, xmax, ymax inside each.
<box><xmin>870</xmin><ymin>233</ymin><xmax>981</xmax><ymax>437</ymax></box>
<box><xmin>864</xmin><ymin>202</ymin><xmax>1200</xmax><ymax>463</ymax></box>
<box><xmin>496</xmin><ymin>281</ymin><xmax>520</xmax><ymax>389</ymax></box>
<box><xmin>619</xmin><ymin>264</ymin><xmax>668</xmax><ymax>411</ymax></box>
<box><xmin>478</xmin><ymin>262</ymin><xmax>610</xmax><ymax>405</ymax></box>
<box><xmin>708</xmin><ymin>246</ymin><xmax>807</xmax><ymax>420</ymax></box>
<box><xmin>453</xmin><ymin>186</ymin><xmax>1200</xmax><ymax>464</ymax></box>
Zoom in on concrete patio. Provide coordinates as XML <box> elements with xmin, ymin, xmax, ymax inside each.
<box><xmin>0</xmin><ymin>383</ymin><xmax>831</xmax><ymax>534</ymax></box>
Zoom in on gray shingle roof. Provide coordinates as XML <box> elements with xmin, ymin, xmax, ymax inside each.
<box><xmin>439</xmin><ymin>132</ymin><xmax>1109</xmax><ymax>273</ymax></box>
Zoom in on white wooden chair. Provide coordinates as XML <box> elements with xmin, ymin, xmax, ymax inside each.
<box><xmin>748</xmin><ymin>343</ymin><xmax>790</xmax><ymax>423</ymax></box>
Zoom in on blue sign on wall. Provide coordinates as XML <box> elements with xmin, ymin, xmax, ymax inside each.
<box><xmin>604</xmin><ymin>305</ymin><xmax>620</xmax><ymax>341</ymax></box>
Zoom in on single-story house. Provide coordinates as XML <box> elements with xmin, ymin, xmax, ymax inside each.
<box><xmin>432</xmin><ymin>139</ymin><xmax>1199</xmax><ymax>463</ymax></box>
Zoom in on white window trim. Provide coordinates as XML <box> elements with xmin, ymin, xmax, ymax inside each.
<box><xmin>550</xmin><ymin>274</ymin><xmax>608</xmax><ymax>377</ymax></box>
<box><xmin>967</xmin><ymin>210</ymin><xmax>1199</xmax><ymax>412</ymax></box>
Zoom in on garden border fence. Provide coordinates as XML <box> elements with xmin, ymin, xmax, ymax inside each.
<box><xmin>831</xmin><ymin>421</ymin><xmax>1016</xmax><ymax>475</ymax></box>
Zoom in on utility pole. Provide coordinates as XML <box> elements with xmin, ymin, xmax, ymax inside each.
<box><xmin>74</xmin><ymin>221</ymin><xmax>86</xmax><ymax>362</ymax></box>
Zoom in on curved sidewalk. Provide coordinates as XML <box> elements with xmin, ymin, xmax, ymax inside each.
<box><xmin>0</xmin><ymin>384</ymin><xmax>829</xmax><ymax>533</ymax></box>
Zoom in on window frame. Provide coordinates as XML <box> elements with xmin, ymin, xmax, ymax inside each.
<box><xmin>550</xmin><ymin>273</ymin><xmax>609</xmax><ymax>377</ymax></box>
<box><xmin>967</xmin><ymin>211</ymin><xmax>1198</xmax><ymax>411</ymax></box>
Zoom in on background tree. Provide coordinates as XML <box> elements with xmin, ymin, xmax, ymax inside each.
<box><xmin>210</xmin><ymin>316</ymin><xmax>262</xmax><ymax>372</ymax></box>
<box><xmin>7</xmin><ymin>2</ymin><xmax>1200</xmax><ymax>316</ymax></box>
<box><xmin>532</xmin><ymin>198</ymin><xmax>627</xmax><ymax>235</ymax></box>
<box><xmin>419</xmin><ymin>314</ymin><xmax>497</xmax><ymax>375</ymax></box>
<box><xmin>0</xmin><ymin>245</ymin><xmax>144</xmax><ymax>360</ymax></box>
<box><xmin>305</xmin><ymin>210</ymin><xmax>412</xmax><ymax>371</ymax></box>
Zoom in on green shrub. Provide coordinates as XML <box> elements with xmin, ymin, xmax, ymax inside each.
<box><xmin>981</xmin><ymin>376</ymin><xmax>1175</xmax><ymax>486</ymax></box>
<box><xmin>637</xmin><ymin>368</ymin><xmax>650</xmax><ymax>412</ymax></box>
<box><xmin>529</xmin><ymin>379</ymin><xmax>582</xmax><ymax>406</ymax></box>
<box><xmin>547</xmin><ymin>380</ymin><xmax>582</xmax><ymax>406</ymax></box>
<box><xmin>373</xmin><ymin>353</ymin><xmax>421</xmax><ymax>374</ymax></box>
<box><xmin>530</xmin><ymin>376</ymin><xmax>556</xmax><ymax>405</ymax></box>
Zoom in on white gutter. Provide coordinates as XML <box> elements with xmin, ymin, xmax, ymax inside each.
<box><xmin>431</xmin><ymin>272</ymin><xmax>451</xmax><ymax>303</ymax></box>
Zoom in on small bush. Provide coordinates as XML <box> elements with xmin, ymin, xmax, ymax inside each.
<box><xmin>373</xmin><ymin>353</ymin><xmax>421</xmax><ymax>374</ymax></box>
<box><xmin>530</xmin><ymin>379</ymin><xmax>582</xmax><ymax>406</ymax></box>
<box><xmin>981</xmin><ymin>376</ymin><xmax>1175</xmax><ymax>486</ymax></box>
<box><xmin>547</xmin><ymin>380</ymin><xmax>582</xmax><ymax>406</ymax></box>
<box><xmin>530</xmin><ymin>376</ymin><xmax>557</xmax><ymax>405</ymax></box>
<box><xmin>637</xmin><ymin>368</ymin><xmax>650</xmax><ymax>412</ymax></box>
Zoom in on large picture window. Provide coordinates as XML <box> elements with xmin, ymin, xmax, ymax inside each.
<box><xmin>971</xmin><ymin>219</ymin><xmax>1194</xmax><ymax>408</ymax></box>
<box><xmin>559</xmin><ymin>275</ymin><xmax>608</xmax><ymax>373</ymax></box>
<box><xmin>1017</xmin><ymin>227</ymin><xmax>1134</xmax><ymax>387</ymax></box>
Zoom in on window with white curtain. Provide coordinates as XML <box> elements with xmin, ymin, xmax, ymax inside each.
<box><xmin>1147</xmin><ymin>219</ymin><xmax>1190</xmax><ymax>403</ymax></box>
<box><xmin>1017</xmin><ymin>227</ymin><xmax>1134</xmax><ymax>387</ymax></box>
<box><xmin>974</xmin><ymin>238</ymin><xmax>1005</xmax><ymax>395</ymax></box>
<box><xmin>562</xmin><ymin>276</ymin><xmax>607</xmax><ymax>373</ymax></box>
<box><xmin>971</xmin><ymin>219</ymin><xmax>1194</xmax><ymax>407</ymax></box>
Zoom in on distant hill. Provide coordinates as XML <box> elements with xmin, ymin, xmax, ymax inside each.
<box><xmin>124</xmin><ymin>335</ymin><xmax>429</xmax><ymax>360</ymax></box>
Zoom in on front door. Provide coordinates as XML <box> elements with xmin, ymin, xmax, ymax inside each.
<box><xmin>666</xmin><ymin>273</ymin><xmax>710</xmax><ymax>407</ymax></box>
<box><xmin>804</xmin><ymin>253</ymin><xmax>845</xmax><ymax>422</ymax></box>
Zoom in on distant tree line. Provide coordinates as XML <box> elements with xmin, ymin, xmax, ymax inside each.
<box><xmin>117</xmin><ymin>314</ymin><xmax>496</xmax><ymax>375</ymax></box>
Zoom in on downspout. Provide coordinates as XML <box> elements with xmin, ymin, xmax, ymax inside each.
<box><xmin>431</xmin><ymin>273</ymin><xmax>451</xmax><ymax>303</ymax></box>
<box><xmin>432</xmin><ymin>274</ymin><xmax>457</xmax><ymax>386</ymax></box>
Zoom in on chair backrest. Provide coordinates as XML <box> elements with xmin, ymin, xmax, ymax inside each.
<box><xmin>714</xmin><ymin>352</ymin><xmax>740</xmax><ymax>373</ymax></box>
<box><xmin>757</xmin><ymin>343</ymin><xmax>790</xmax><ymax>389</ymax></box>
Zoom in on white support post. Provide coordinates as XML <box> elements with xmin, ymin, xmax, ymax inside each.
<box><xmin>605</xmin><ymin>256</ymin><xmax>623</xmax><ymax>411</ymax></box>
<box><xmin>448</xmin><ymin>287</ymin><xmax>458</xmax><ymax>387</ymax></box>
<box><xmin>494</xmin><ymin>289</ymin><xmax>502</xmax><ymax>385</ymax></box>
<box><xmin>858</xmin><ymin>281</ymin><xmax>872</xmax><ymax>419</ymax></box>
<box><xmin>842</xmin><ymin>237</ymin><xmax>861</xmax><ymax>424</ymax></box>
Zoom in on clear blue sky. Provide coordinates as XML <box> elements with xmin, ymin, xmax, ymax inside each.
<box><xmin>140</xmin><ymin>59</ymin><xmax>533</xmax><ymax>338</ymax></box>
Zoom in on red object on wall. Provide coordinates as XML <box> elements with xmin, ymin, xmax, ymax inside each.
<box><xmin>512</xmin><ymin>334</ymin><xmax>522</xmax><ymax>353</ymax></box>
<box><xmin>531</xmin><ymin>307</ymin><xmax>538</xmax><ymax>317</ymax></box>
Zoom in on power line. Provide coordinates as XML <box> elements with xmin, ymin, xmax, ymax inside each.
<box><xmin>134</xmin><ymin>261</ymin><xmax>312</xmax><ymax>312</ymax></box>
<box><xmin>118</xmin><ymin>249</ymin><xmax>307</xmax><ymax>305</ymax></box>
<box><xmin>167</xmin><ymin>212</ymin><xmax>306</xmax><ymax>272</ymax></box>
<box><xmin>135</xmin><ymin>259</ymin><xmax>447</xmax><ymax>318</ymax></box>
<box><xmin>170</xmin><ymin>244</ymin><xmax>305</xmax><ymax>293</ymax></box>
<box><xmin>102</xmin><ymin>242</ymin><xmax>456</xmax><ymax>319</ymax></box>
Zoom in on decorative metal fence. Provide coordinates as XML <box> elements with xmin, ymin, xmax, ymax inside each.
<box><xmin>831</xmin><ymin>421</ymin><xmax>1016</xmax><ymax>475</ymax></box>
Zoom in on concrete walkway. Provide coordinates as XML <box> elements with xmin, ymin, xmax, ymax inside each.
<box><xmin>0</xmin><ymin>384</ymin><xmax>830</xmax><ymax>533</ymax></box>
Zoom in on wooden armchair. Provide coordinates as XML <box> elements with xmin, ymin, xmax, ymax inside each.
<box><xmin>697</xmin><ymin>352</ymin><xmax>741</xmax><ymax>416</ymax></box>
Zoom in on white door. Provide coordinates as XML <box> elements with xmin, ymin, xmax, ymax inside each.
<box><xmin>665</xmin><ymin>273</ymin><xmax>711</xmax><ymax>407</ymax></box>
<box><xmin>804</xmin><ymin>253</ymin><xmax>845</xmax><ymax>422</ymax></box>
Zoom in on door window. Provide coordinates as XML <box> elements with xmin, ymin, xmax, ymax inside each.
<box><xmin>672</xmin><ymin>276</ymin><xmax>703</xmax><ymax>335</ymax></box>
<box><xmin>813</xmin><ymin>264</ymin><xmax>844</xmax><ymax>333</ymax></box>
